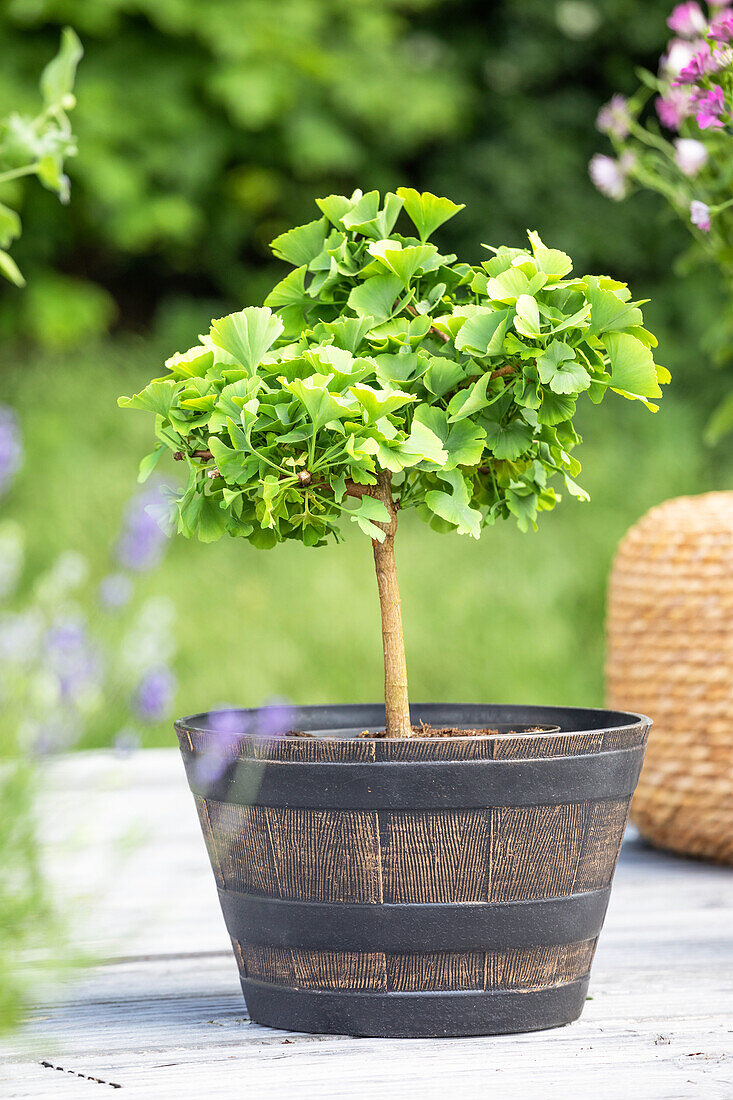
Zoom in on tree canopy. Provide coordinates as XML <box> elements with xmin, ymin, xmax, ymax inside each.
<box><xmin>120</xmin><ymin>189</ymin><xmax>668</xmax><ymax>548</ymax></box>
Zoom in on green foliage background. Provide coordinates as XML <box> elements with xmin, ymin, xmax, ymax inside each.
<box><xmin>2</xmin><ymin>0</ymin><xmax>733</xmax><ymax>744</ymax></box>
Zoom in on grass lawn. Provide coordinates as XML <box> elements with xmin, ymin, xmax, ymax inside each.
<box><xmin>4</xmin><ymin>336</ymin><xmax>731</xmax><ymax>748</ymax></box>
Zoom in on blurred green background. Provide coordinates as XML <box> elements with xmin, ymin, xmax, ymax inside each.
<box><xmin>3</xmin><ymin>0</ymin><xmax>732</xmax><ymax>748</ymax></box>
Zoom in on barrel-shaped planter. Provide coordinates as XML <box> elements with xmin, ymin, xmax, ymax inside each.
<box><xmin>176</xmin><ymin>703</ymin><xmax>649</xmax><ymax>1038</ymax></box>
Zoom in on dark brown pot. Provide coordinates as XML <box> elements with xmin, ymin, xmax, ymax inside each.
<box><xmin>176</xmin><ymin>703</ymin><xmax>649</xmax><ymax>1038</ymax></box>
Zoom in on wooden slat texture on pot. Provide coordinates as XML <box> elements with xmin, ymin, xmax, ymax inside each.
<box><xmin>241</xmin><ymin>945</ymin><xmax>388</xmax><ymax>992</ymax></box>
<box><xmin>201</xmin><ymin>801</ymin><xmax>383</xmax><ymax>903</ymax></box>
<box><xmin>492</xmin><ymin>732</ymin><xmax>604</xmax><ymax>759</ymax></box>
<box><xmin>200</xmin><ymin>799</ymin><xmax>629</xmax><ymax>903</ymax></box>
<box><xmin>237</xmin><ymin>940</ymin><xmax>597</xmax><ymax>993</ymax></box>
<box><xmin>381</xmin><ymin>810</ymin><xmax>488</xmax><ymax>903</ymax></box>
<box><xmin>181</xmin><ymin>725</ymin><xmax>647</xmax><ymax>764</ymax></box>
<box><xmin>600</xmin><ymin>726</ymin><xmax>649</xmax><ymax>751</ymax></box>
<box><xmin>386</xmin><ymin>951</ymin><xmax>485</xmax><ymax>991</ymax></box>
<box><xmin>488</xmin><ymin>804</ymin><xmax>587</xmax><ymax>902</ymax></box>
<box><xmin>573</xmin><ymin>799</ymin><xmax>631</xmax><ymax>893</ymax></box>
<box><xmin>484</xmin><ymin>939</ymin><xmax>596</xmax><ymax>992</ymax></box>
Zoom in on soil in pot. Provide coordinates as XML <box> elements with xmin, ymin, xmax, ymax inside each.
<box><xmin>361</xmin><ymin>722</ymin><xmax>559</xmax><ymax>739</ymax></box>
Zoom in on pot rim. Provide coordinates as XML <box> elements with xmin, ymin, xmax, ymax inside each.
<box><xmin>175</xmin><ymin>702</ymin><xmax>651</xmax><ymax>742</ymax></box>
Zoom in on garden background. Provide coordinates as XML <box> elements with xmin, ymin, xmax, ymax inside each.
<box><xmin>2</xmin><ymin>0</ymin><xmax>732</xmax><ymax>751</ymax></box>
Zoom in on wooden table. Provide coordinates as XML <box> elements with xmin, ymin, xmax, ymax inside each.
<box><xmin>2</xmin><ymin>749</ymin><xmax>732</xmax><ymax>1099</ymax></box>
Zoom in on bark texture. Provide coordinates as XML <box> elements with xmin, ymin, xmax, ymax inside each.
<box><xmin>370</xmin><ymin>472</ymin><xmax>411</xmax><ymax>738</ymax></box>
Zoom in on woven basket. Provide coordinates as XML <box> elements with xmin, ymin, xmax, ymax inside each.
<box><xmin>606</xmin><ymin>491</ymin><xmax>733</xmax><ymax>865</ymax></box>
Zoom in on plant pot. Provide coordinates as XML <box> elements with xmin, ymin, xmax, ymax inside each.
<box><xmin>176</xmin><ymin>703</ymin><xmax>649</xmax><ymax>1038</ymax></box>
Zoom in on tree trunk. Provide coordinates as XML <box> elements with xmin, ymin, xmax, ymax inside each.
<box><xmin>371</xmin><ymin>472</ymin><xmax>412</xmax><ymax>737</ymax></box>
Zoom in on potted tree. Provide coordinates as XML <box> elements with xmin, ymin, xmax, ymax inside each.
<box><xmin>120</xmin><ymin>189</ymin><xmax>665</xmax><ymax>1037</ymax></box>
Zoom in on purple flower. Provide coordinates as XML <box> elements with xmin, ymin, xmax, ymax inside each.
<box><xmin>674</xmin><ymin>45</ymin><xmax>719</xmax><ymax>83</ymax></box>
<box><xmin>690</xmin><ymin>199</ymin><xmax>712</xmax><ymax>230</ymax></box>
<box><xmin>695</xmin><ymin>84</ymin><xmax>726</xmax><ymax>128</ymax></box>
<box><xmin>0</xmin><ymin>406</ymin><xmax>23</xmax><ymax>496</ymax></box>
<box><xmin>115</xmin><ymin>485</ymin><xmax>170</xmax><ymax>572</ymax></box>
<box><xmin>710</xmin><ymin>15</ymin><xmax>733</xmax><ymax>40</ymax></box>
<box><xmin>656</xmin><ymin>86</ymin><xmax>694</xmax><ymax>129</ymax></box>
<box><xmin>98</xmin><ymin>572</ymin><xmax>134</xmax><ymax>610</ymax></box>
<box><xmin>674</xmin><ymin>137</ymin><xmax>709</xmax><ymax>175</ymax></box>
<box><xmin>44</xmin><ymin>616</ymin><xmax>102</xmax><ymax>703</ymax></box>
<box><xmin>589</xmin><ymin>153</ymin><xmax>631</xmax><ymax>200</ymax></box>
<box><xmin>255</xmin><ymin>699</ymin><xmax>298</xmax><ymax>738</ymax></box>
<box><xmin>596</xmin><ymin>94</ymin><xmax>631</xmax><ymax>138</ymax></box>
<box><xmin>667</xmin><ymin>2</ymin><xmax>708</xmax><ymax>37</ymax></box>
<box><xmin>133</xmin><ymin>665</ymin><xmax>176</xmax><ymax>722</ymax></box>
<box><xmin>209</xmin><ymin>707</ymin><xmax>248</xmax><ymax>737</ymax></box>
<box><xmin>661</xmin><ymin>37</ymin><xmax>702</xmax><ymax>77</ymax></box>
<box><xmin>190</xmin><ymin>707</ymin><xmax>246</xmax><ymax>787</ymax></box>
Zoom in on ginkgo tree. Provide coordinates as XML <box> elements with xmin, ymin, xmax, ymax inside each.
<box><xmin>120</xmin><ymin>188</ymin><xmax>668</xmax><ymax>737</ymax></box>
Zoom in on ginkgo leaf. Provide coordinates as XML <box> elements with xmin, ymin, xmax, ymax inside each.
<box><xmin>454</xmin><ymin>309</ymin><xmax>508</xmax><ymax>357</ymax></box>
<box><xmin>264</xmin><ymin>266</ymin><xmax>310</xmax><ymax>309</ymax></box>
<box><xmin>485</xmin><ymin>267</ymin><xmax>531</xmax><ymax>303</ymax></box>
<box><xmin>367</xmin><ymin>240</ymin><xmax>438</xmax><ymax>288</ymax></box>
<box><xmin>350</xmin><ymin>383</ymin><xmax>415</xmax><ymax>421</ymax></box>
<box><xmin>604</xmin><ymin>332</ymin><xmax>662</xmax><ymax>399</ymax></box>
<box><xmin>396</xmin><ymin>188</ymin><xmax>465</xmax><ymax>242</ymax></box>
<box><xmin>270</xmin><ymin>217</ymin><xmax>328</xmax><ymax>266</ymax></box>
<box><xmin>210</xmin><ymin>307</ymin><xmax>284</xmax><ymax>372</ymax></box>
<box><xmin>284</xmin><ymin>375</ymin><xmax>355</xmax><ymax>430</ymax></box>
<box><xmin>423</xmin><ymin>355</ymin><xmax>466</xmax><ymax>396</ymax></box>
<box><xmin>425</xmin><ymin>470</ymin><xmax>482</xmax><ymax>538</ymax></box>
<box><xmin>482</xmin><ymin>414</ymin><xmax>533</xmax><ymax>460</ymax></box>
<box><xmin>401</xmin><ymin>419</ymin><xmax>449</xmax><ymax>466</ymax></box>
<box><xmin>342</xmin><ymin>191</ymin><xmax>403</xmax><ymax>238</ymax></box>
<box><xmin>347</xmin><ymin>274</ymin><xmax>403</xmax><ymax>322</ymax></box>
<box><xmin>349</xmin><ymin>494</ymin><xmax>390</xmax><ymax>542</ymax></box>
<box><xmin>514</xmin><ymin>294</ymin><xmax>542</xmax><ymax>338</ymax></box>
<box><xmin>118</xmin><ymin>379</ymin><xmax>181</xmax><ymax>418</ymax></box>
<box><xmin>536</xmin><ymin>342</ymin><xmax>590</xmax><ymax>395</ymax></box>
<box><xmin>165</xmin><ymin>345</ymin><xmax>214</xmax><ymax>379</ymax></box>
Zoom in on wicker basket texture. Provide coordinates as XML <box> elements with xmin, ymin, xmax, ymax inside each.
<box><xmin>606</xmin><ymin>491</ymin><xmax>733</xmax><ymax>864</ymax></box>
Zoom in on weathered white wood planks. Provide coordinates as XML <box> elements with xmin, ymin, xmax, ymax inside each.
<box><xmin>1</xmin><ymin>748</ymin><xmax>731</xmax><ymax>1099</ymax></box>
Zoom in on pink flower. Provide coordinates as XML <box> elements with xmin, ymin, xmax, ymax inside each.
<box><xmin>667</xmin><ymin>2</ymin><xmax>708</xmax><ymax>37</ymax></box>
<box><xmin>661</xmin><ymin>37</ymin><xmax>701</xmax><ymax>77</ymax></box>
<box><xmin>690</xmin><ymin>199</ymin><xmax>712</xmax><ymax>231</ymax></box>
<box><xmin>596</xmin><ymin>94</ymin><xmax>631</xmax><ymax>138</ymax></box>
<box><xmin>710</xmin><ymin>16</ymin><xmax>733</xmax><ymax>40</ymax></box>
<box><xmin>696</xmin><ymin>85</ymin><xmax>726</xmax><ymax>128</ymax></box>
<box><xmin>674</xmin><ymin>138</ymin><xmax>709</xmax><ymax>175</ymax></box>
<box><xmin>674</xmin><ymin>45</ymin><xmax>719</xmax><ymax>83</ymax></box>
<box><xmin>589</xmin><ymin>154</ymin><xmax>631</xmax><ymax>200</ymax></box>
<box><xmin>656</xmin><ymin>86</ymin><xmax>694</xmax><ymax>129</ymax></box>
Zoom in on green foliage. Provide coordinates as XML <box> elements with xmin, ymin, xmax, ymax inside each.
<box><xmin>0</xmin><ymin>754</ymin><xmax>58</xmax><ymax>1035</ymax></box>
<box><xmin>0</xmin><ymin>0</ymin><xmax>467</xmax><ymax>341</ymax></box>
<box><xmin>0</xmin><ymin>31</ymin><xmax>82</xmax><ymax>1035</ymax></box>
<box><xmin>0</xmin><ymin>27</ymin><xmax>81</xmax><ymax>287</ymax></box>
<box><xmin>120</xmin><ymin>190</ymin><xmax>666</xmax><ymax>546</ymax></box>
<box><xmin>2</xmin><ymin>336</ymin><xmax>719</xmax><ymax>739</ymax></box>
